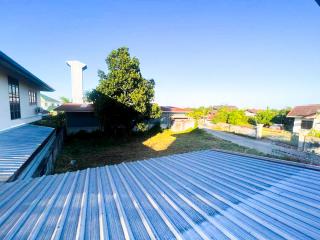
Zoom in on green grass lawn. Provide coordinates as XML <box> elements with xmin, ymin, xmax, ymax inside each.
<box><xmin>54</xmin><ymin>128</ymin><xmax>264</xmax><ymax>173</ymax></box>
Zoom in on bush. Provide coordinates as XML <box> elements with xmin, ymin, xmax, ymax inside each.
<box><xmin>211</xmin><ymin>108</ymin><xmax>248</xmax><ymax>125</ymax></box>
<box><xmin>227</xmin><ymin>110</ymin><xmax>248</xmax><ymax>125</ymax></box>
<box><xmin>33</xmin><ymin>112</ymin><xmax>66</xmax><ymax>129</ymax></box>
<box><xmin>255</xmin><ymin>108</ymin><xmax>277</xmax><ymax>126</ymax></box>
<box><xmin>135</xmin><ymin>122</ymin><xmax>149</xmax><ymax>132</ymax></box>
<box><xmin>211</xmin><ymin>107</ymin><xmax>230</xmax><ymax>124</ymax></box>
<box><xmin>309</xmin><ymin>129</ymin><xmax>320</xmax><ymax>138</ymax></box>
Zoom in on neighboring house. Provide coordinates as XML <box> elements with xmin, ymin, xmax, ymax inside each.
<box><xmin>40</xmin><ymin>94</ymin><xmax>60</xmax><ymax>111</ymax></box>
<box><xmin>245</xmin><ymin>108</ymin><xmax>259</xmax><ymax>117</ymax></box>
<box><xmin>160</xmin><ymin>106</ymin><xmax>194</xmax><ymax>131</ymax></box>
<box><xmin>0</xmin><ymin>51</ymin><xmax>57</xmax><ymax>182</ymax></box>
<box><xmin>0</xmin><ymin>51</ymin><xmax>54</xmax><ymax>130</ymax></box>
<box><xmin>287</xmin><ymin>104</ymin><xmax>320</xmax><ymax>133</ymax></box>
<box><xmin>55</xmin><ymin>103</ymin><xmax>99</xmax><ymax>134</ymax></box>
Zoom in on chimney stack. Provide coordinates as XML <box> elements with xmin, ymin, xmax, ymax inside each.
<box><xmin>66</xmin><ymin>60</ymin><xmax>87</xmax><ymax>103</ymax></box>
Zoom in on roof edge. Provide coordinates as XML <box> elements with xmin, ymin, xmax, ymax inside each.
<box><xmin>0</xmin><ymin>51</ymin><xmax>54</xmax><ymax>92</ymax></box>
<box><xmin>210</xmin><ymin>148</ymin><xmax>320</xmax><ymax>171</ymax></box>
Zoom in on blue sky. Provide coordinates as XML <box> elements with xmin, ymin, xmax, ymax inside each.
<box><xmin>1</xmin><ymin>0</ymin><xmax>319</xmax><ymax>109</ymax></box>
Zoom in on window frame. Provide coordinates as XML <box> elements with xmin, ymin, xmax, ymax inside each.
<box><xmin>28</xmin><ymin>90</ymin><xmax>37</xmax><ymax>105</ymax></box>
<box><xmin>8</xmin><ymin>77</ymin><xmax>21</xmax><ymax>120</ymax></box>
<box><xmin>301</xmin><ymin>120</ymin><xmax>313</xmax><ymax>130</ymax></box>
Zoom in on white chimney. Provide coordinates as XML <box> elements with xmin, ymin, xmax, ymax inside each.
<box><xmin>66</xmin><ymin>60</ymin><xmax>87</xmax><ymax>103</ymax></box>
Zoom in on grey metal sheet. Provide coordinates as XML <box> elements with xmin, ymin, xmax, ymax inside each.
<box><xmin>0</xmin><ymin>124</ymin><xmax>54</xmax><ymax>182</ymax></box>
<box><xmin>0</xmin><ymin>150</ymin><xmax>320</xmax><ymax>239</ymax></box>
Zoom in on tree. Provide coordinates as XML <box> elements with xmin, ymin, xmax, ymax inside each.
<box><xmin>187</xmin><ymin>106</ymin><xmax>210</xmax><ymax>123</ymax></box>
<box><xmin>211</xmin><ymin>107</ymin><xmax>230</xmax><ymax>124</ymax></box>
<box><xmin>255</xmin><ymin>108</ymin><xmax>277</xmax><ymax>126</ymax></box>
<box><xmin>60</xmin><ymin>96</ymin><xmax>71</xmax><ymax>103</ymax></box>
<box><xmin>88</xmin><ymin>47</ymin><xmax>161</xmax><ymax>134</ymax></box>
<box><xmin>272</xmin><ymin>108</ymin><xmax>290</xmax><ymax>124</ymax></box>
<box><xmin>227</xmin><ymin>109</ymin><xmax>248</xmax><ymax>125</ymax></box>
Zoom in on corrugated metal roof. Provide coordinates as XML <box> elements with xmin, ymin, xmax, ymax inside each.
<box><xmin>0</xmin><ymin>150</ymin><xmax>320</xmax><ymax>239</ymax></box>
<box><xmin>0</xmin><ymin>124</ymin><xmax>54</xmax><ymax>182</ymax></box>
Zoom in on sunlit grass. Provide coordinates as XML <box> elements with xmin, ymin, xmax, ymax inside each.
<box><xmin>55</xmin><ymin>128</ymin><xmax>264</xmax><ymax>173</ymax></box>
<box><xmin>143</xmin><ymin>131</ymin><xmax>176</xmax><ymax>151</ymax></box>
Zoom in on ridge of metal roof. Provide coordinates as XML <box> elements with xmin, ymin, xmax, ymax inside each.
<box><xmin>1</xmin><ymin>150</ymin><xmax>320</xmax><ymax>239</ymax></box>
<box><xmin>0</xmin><ymin>51</ymin><xmax>54</xmax><ymax>92</ymax></box>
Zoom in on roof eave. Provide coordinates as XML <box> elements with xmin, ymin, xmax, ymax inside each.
<box><xmin>0</xmin><ymin>51</ymin><xmax>54</xmax><ymax>92</ymax></box>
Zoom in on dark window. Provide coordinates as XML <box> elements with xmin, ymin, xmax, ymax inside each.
<box><xmin>29</xmin><ymin>90</ymin><xmax>37</xmax><ymax>105</ymax></box>
<box><xmin>301</xmin><ymin>120</ymin><xmax>313</xmax><ymax>130</ymax></box>
<box><xmin>8</xmin><ymin>78</ymin><xmax>21</xmax><ymax>120</ymax></box>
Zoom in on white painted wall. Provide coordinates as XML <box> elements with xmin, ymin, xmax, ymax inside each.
<box><xmin>0</xmin><ymin>71</ymin><xmax>41</xmax><ymax>131</ymax></box>
<box><xmin>292</xmin><ymin>116</ymin><xmax>320</xmax><ymax>133</ymax></box>
<box><xmin>292</xmin><ymin>117</ymin><xmax>302</xmax><ymax>133</ymax></box>
<box><xmin>313</xmin><ymin>116</ymin><xmax>320</xmax><ymax>131</ymax></box>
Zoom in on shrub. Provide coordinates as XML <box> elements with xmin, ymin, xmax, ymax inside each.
<box><xmin>33</xmin><ymin>112</ymin><xmax>66</xmax><ymax>129</ymax></box>
<box><xmin>309</xmin><ymin>129</ymin><xmax>320</xmax><ymax>138</ymax></box>
<box><xmin>211</xmin><ymin>107</ymin><xmax>230</xmax><ymax>124</ymax></box>
<box><xmin>255</xmin><ymin>108</ymin><xmax>277</xmax><ymax>126</ymax></box>
<box><xmin>135</xmin><ymin>122</ymin><xmax>149</xmax><ymax>132</ymax></box>
<box><xmin>227</xmin><ymin>109</ymin><xmax>248</xmax><ymax>125</ymax></box>
<box><xmin>211</xmin><ymin>108</ymin><xmax>248</xmax><ymax>126</ymax></box>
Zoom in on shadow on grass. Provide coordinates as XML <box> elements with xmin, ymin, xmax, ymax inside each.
<box><xmin>54</xmin><ymin>127</ymin><xmax>259</xmax><ymax>174</ymax></box>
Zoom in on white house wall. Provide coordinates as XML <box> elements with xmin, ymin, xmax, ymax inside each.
<box><xmin>292</xmin><ymin>117</ymin><xmax>302</xmax><ymax>133</ymax></box>
<box><xmin>0</xmin><ymin>71</ymin><xmax>41</xmax><ymax>131</ymax></box>
<box><xmin>313</xmin><ymin>116</ymin><xmax>320</xmax><ymax>131</ymax></box>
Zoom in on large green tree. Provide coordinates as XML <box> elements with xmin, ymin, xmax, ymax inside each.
<box><xmin>187</xmin><ymin>106</ymin><xmax>210</xmax><ymax>123</ymax></box>
<box><xmin>255</xmin><ymin>108</ymin><xmax>277</xmax><ymax>126</ymax></box>
<box><xmin>89</xmin><ymin>47</ymin><xmax>160</xmax><ymax>134</ymax></box>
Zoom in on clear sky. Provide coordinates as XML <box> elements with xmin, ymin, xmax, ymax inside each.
<box><xmin>1</xmin><ymin>0</ymin><xmax>319</xmax><ymax>109</ymax></box>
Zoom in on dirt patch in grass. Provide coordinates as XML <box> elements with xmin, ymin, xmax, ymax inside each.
<box><xmin>54</xmin><ymin>128</ymin><xmax>264</xmax><ymax>173</ymax></box>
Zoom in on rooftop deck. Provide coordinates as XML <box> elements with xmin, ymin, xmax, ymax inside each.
<box><xmin>0</xmin><ymin>150</ymin><xmax>320</xmax><ymax>239</ymax></box>
<box><xmin>0</xmin><ymin>124</ymin><xmax>54</xmax><ymax>182</ymax></box>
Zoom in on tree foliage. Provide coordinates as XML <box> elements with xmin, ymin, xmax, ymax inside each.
<box><xmin>255</xmin><ymin>108</ymin><xmax>278</xmax><ymax>126</ymax></box>
<box><xmin>227</xmin><ymin>109</ymin><xmax>248</xmax><ymax>125</ymax></box>
<box><xmin>211</xmin><ymin>107</ymin><xmax>248</xmax><ymax>125</ymax></box>
<box><xmin>211</xmin><ymin>107</ymin><xmax>230</xmax><ymax>124</ymax></box>
<box><xmin>60</xmin><ymin>96</ymin><xmax>71</xmax><ymax>103</ymax></box>
<box><xmin>88</xmin><ymin>47</ymin><xmax>161</xmax><ymax>135</ymax></box>
<box><xmin>187</xmin><ymin>106</ymin><xmax>210</xmax><ymax>121</ymax></box>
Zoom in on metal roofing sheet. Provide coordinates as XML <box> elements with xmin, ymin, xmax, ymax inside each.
<box><xmin>0</xmin><ymin>150</ymin><xmax>320</xmax><ymax>239</ymax></box>
<box><xmin>0</xmin><ymin>124</ymin><xmax>54</xmax><ymax>182</ymax></box>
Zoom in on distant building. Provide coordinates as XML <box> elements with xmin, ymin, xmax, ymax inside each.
<box><xmin>245</xmin><ymin>109</ymin><xmax>259</xmax><ymax>117</ymax></box>
<box><xmin>40</xmin><ymin>94</ymin><xmax>60</xmax><ymax>111</ymax></box>
<box><xmin>55</xmin><ymin>103</ymin><xmax>99</xmax><ymax>134</ymax></box>
<box><xmin>0</xmin><ymin>51</ymin><xmax>54</xmax><ymax>130</ymax></box>
<box><xmin>160</xmin><ymin>106</ymin><xmax>194</xmax><ymax>131</ymax></box>
<box><xmin>55</xmin><ymin>60</ymin><xmax>99</xmax><ymax>134</ymax></box>
<box><xmin>287</xmin><ymin>104</ymin><xmax>320</xmax><ymax>133</ymax></box>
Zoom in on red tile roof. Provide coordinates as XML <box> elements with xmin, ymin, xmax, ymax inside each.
<box><xmin>55</xmin><ymin>103</ymin><xmax>95</xmax><ymax>112</ymax></box>
<box><xmin>287</xmin><ymin>104</ymin><xmax>320</xmax><ymax>118</ymax></box>
<box><xmin>160</xmin><ymin>106</ymin><xmax>191</xmax><ymax>113</ymax></box>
